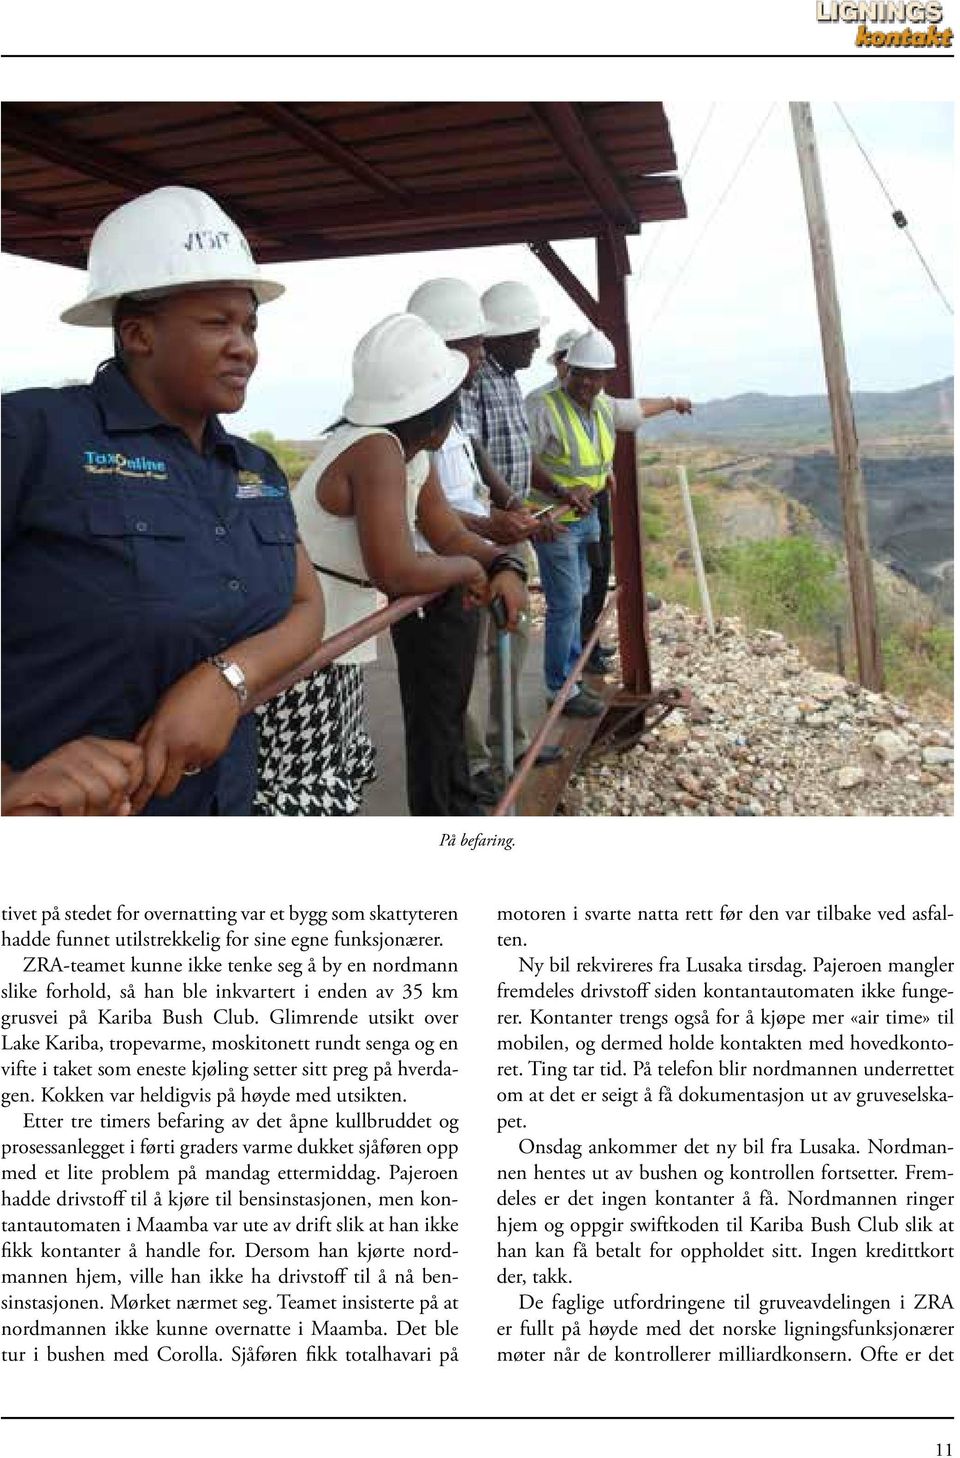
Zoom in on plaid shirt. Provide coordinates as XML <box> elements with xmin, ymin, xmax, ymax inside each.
<box><xmin>456</xmin><ymin>355</ymin><xmax>531</xmax><ymax>497</ymax></box>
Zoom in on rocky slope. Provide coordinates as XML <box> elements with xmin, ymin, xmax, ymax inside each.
<box><xmin>561</xmin><ymin>604</ymin><xmax>953</xmax><ymax>818</ymax></box>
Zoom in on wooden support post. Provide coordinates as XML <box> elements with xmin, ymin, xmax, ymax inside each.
<box><xmin>790</xmin><ymin>102</ymin><xmax>884</xmax><ymax>691</ymax></box>
<box><xmin>596</xmin><ymin>229</ymin><xmax>652</xmax><ymax>695</ymax></box>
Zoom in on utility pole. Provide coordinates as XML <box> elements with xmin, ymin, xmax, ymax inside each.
<box><xmin>790</xmin><ymin>102</ymin><xmax>884</xmax><ymax>691</ymax></box>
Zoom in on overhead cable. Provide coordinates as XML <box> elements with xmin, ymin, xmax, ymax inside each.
<box><xmin>834</xmin><ymin>102</ymin><xmax>953</xmax><ymax>318</ymax></box>
<box><xmin>639</xmin><ymin>102</ymin><xmax>718</xmax><ymax>272</ymax></box>
<box><xmin>644</xmin><ymin>103</ymin><xmax>776</xmax><ymax>334</ymax></box>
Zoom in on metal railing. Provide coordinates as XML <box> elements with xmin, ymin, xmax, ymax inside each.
<box><xmin>249</xmin><ymin>505</ymin><xmax>572</xmax><ymax>712</ymax></box>
<box><xmin>492</xmin><ymin>588</ymin><xmax>621</xmax><ymax>818</ymax></box>
<box><xmin>248</xmin><ymin>591</ymin><xmax>439</xmax><ymax>712</ymax></box>
<box><xmin>249</xmin><ymin>582</ymin><xmax>624</xmax><ymax>820</ymax></box>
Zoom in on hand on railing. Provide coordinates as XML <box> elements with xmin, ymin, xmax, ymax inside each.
<box><xmin>487</xmin><ymin>572</ymin><xmax>527</xmax><ymax>631</ymax></box>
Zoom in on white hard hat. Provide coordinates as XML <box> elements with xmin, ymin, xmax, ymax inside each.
<box><xmin>481</xmin><ymin>281</ymin><xmax>547</xmax><ymax>338</ymax></box>
<box><xmin>550</xmin><ymin>328</ymin><xmax>583</xmax><ymax>363</ymax></box>
<box><xmin>343</xmin><ymin>314</ymin><xmax>470</xmax><ymax>426</ymax></box>
<box><xmin>406</xmin><ymin>278</ymin><xmax>490</xmax><ymax>341</ymax></box>
<box><xmin>61</xmin><ymin>186</ymin><xmax>285</xmax><ymax>327</ymax></box>
<box><xmin>566</xmin><ymin>329</ymin><xmax>617</xmax><ymax>370</ymax></box>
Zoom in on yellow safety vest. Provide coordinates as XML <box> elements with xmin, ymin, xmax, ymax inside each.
<box><xmin>530</xmin><ymin>387</ymin><xmax>615</xmax><ymax>523</ymax></box>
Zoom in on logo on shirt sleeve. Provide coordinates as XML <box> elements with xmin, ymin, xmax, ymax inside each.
<box><xmin>236</xmin><ymin>470</ymin><xmax>287</xmax><ymax>499</ymax></box>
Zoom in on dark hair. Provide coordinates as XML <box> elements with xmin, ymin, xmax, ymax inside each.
<box><xmin>112</xmin><ymin>295</ymin><xmax>163</xmax><ymax>359</ymax></box>
<box><xmin>385</xmin><ymin>386</ymin><xmax>461</xmax><ymax>452</ymax></box>
<box><xmin>327</xmin><ymin>386</ymin><xmax>461</xmax><ymax>445</ymax></box>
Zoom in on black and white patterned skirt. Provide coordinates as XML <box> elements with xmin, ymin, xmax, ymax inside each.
<box><xmin>253</xmin><ymin>664</ymin><xmax>377</xmax><ymax>816</ymax></box>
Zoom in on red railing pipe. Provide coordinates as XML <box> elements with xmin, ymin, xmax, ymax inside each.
<box><xmin>491</xmin><ymin>587</ymin><xmax>622</xmax><ymax>818</ymax></box>
<box><xmin>247</xmin><ymin>591</ymin><xmax>439</xmax><ymax>712</ymax></box>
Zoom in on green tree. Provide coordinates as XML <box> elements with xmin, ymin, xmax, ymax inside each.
<box><xmin>249</xmin><ymin>430</ymin><xmax>313</xmax><ymax>486</ymax></box>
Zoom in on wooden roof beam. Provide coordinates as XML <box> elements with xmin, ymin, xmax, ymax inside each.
<box><xmin>2</xmin><ymin>173</ymin><xmax>684</xmax><ymax>253</ymax></box>
<box><xmin>532</xmin><ymin>103</ymin><xmax>638</xmax><ymax>229</ymax></box>
<box><xmin>3</xmin><ymin>108</ymin><xmax>171</xmax><ymax>195</ymax></box>
<box><xmin>1</xmin><ymin>189</ymin><xmax>62</xmax><ymax>223</ymax></box>
<box><xmin>1</xmin><ymin>212</ymin><xmax>672</xmax><ymax>271</ymax></box>
<box><xmin>529</xmin><ymin>242</ymin><xmax>601</xmax><ymax>328</ymax></box>
<box><xmin>0</xmin><ymin>208</ymin><xmax>134</xmax><ymax>240</ymax></box>
<box><xmin>243</xmin><ymin>103</ymin><xmax>413</xmax><ymax>202</ymax></box>
<box><xmin>1</xmin><ymin>106</ymin><xmax>300</xmax><ymax>249</ymax></box>
<box><xmin>251</xmin><ymin>217</ymin><xmax>619</xmax><ymax>263</ymax></box>
<box><xmin>260</xmin><ymin>176</ymin><xmax>652</xmax><ymax>236</ymax></box>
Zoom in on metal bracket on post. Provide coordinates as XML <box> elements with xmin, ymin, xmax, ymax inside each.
<box><xmin>586</xmin><ymin>684</ymin><xmax>694</xmax><ymax>758</ymax></box>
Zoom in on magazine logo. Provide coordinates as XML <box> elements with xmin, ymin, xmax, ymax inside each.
<box><xmin>817</xmin><ymin>0</ymin><xmax>953</xmax><ymax>44</ymax></box>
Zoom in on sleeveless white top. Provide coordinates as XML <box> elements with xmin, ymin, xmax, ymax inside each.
<box><xmin>293</xmin><ymin>424</ymin><xmax>429</xmax><ymax>666</ymax></box>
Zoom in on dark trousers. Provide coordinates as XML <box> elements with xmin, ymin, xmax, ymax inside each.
<box><xmin>391</xmin><ymin>588</ymin><xmax>481</xmax><ymax>816</ymax></box>
<box><xmin>581</xmin><ymin>486</ymin><xmax>612</xmax><ymax>645</ymax></box>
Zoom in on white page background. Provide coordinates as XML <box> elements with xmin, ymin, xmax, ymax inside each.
<box><xmin>1</xmin><ymin>21</ymin><xmax>956</xmax><ymax>1458</ymax></box>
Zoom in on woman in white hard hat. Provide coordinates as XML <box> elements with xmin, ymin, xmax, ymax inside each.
<box><xmin>406</xmin><ymin>278</ymin><xmax>541</xmax><ymax>805</ymax></box>
<box><xmin>1</xmin><ymin>186</ymin><xmax>324</xmax><ymax>816</ymax></box>
<box><xmin>254</xmin><ymin>313</ymin><xmax>527</xmax><ymax>817</ymax></box>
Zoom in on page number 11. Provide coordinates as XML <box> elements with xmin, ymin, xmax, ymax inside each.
<box><xmin>936</xmin><ymin>1444</ymin><xmax>951</xmax><ymax>1456</ymax></box>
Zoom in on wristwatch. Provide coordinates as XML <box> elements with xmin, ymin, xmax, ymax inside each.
<box><xmin>209</xmin><ymin>655</ymin><xmax>248</xmax><ymax>705</ymax></box>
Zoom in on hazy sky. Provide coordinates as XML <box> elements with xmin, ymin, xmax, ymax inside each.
<box><xmin>1</xmin><ymin>100</ymin><xmax>953</xmax><ymax>440</ymax></box>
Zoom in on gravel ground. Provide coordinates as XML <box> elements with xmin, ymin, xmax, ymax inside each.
<box><xmin>560</xmin><ymin>604</ymin><xmax>954</xmax><ymax>817</ymax></box>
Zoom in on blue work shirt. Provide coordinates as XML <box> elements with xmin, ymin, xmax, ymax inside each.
<box><xmin>2</xmin><ymin>361</ymin><xmax>298</xmax><ymax>815</ymax></box>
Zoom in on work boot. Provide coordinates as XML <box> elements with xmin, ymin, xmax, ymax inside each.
<box><xmin>520</xmin><ymin>745</ymin><xmax>564</xmax><ymax>767</ymax></box>
<box><xmin>469</xmin><ymin>769</ymin><xmax>501</xmax><ymax>806</ymax></box>
<box><xmin>584</xmin><ymin>648</ymin><xmax>611</xmax><ymax>675</ymax></box>
<box><xmin>560</xmin><ymin>691</ymin><xmax>604</xmax><ymax>719</ymax></box>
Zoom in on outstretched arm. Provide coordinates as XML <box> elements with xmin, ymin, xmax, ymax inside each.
<box><xmin>638</xmin><ymin>396</ymin><xmax>693</xmax><ymax>418</ymax></box>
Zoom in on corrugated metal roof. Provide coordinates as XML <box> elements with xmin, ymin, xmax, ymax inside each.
<box><xmin>2</xmin><ymin>101</ymin><xmax>686</xmax><ymax>268</ymax></box>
